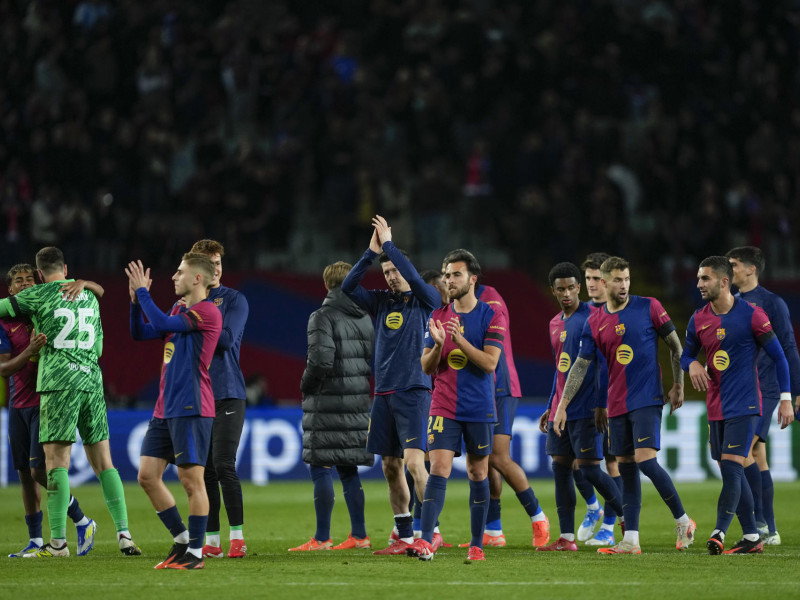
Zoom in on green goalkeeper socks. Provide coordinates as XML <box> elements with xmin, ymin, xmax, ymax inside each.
<box><xmin>47</xmin><ymin>467</ymin><xmax>70</xmax><ymax>540</ymax></box>
<box><xmin>99</xmin><ymin>468</ymin><xmax>129</xmax><ymax>532</ymax></box>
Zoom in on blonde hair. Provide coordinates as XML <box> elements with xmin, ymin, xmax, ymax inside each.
<box><xmin>182</xmin><ymin>252</ymin><xmax>216</xmax><ymax>289</ymax></box>
<box><xmin>323</xmin><ymin>261</ymin><xmax>352</xmax><ymax>290</ymax></box>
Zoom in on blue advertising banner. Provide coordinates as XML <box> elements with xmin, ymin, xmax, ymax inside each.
<box><xmin>1</xmin><ymin>402</ymin><xmax>797</xmax><ymax>486</ymax></box>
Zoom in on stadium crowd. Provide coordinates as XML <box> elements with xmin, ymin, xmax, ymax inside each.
<box><xmin>1</xmin><ymin>0</ymin><xmax>799</xmax><ymax>295</ymax></box>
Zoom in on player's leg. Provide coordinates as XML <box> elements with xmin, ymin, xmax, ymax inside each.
<box><xmin>163</xmin><ymin>416</ymin><xmax>214</xmax><ymax>569</ymax></box>
<box><xmin>489</xmin><ymin>432</ymin><xmax>549</xmax><ymax>547</ymax></box>
<box><xmin>713</xmin><ymin>416</ymin><xmax>762</xmax><ymax>555</ymax></box>
<box><xmin>537</xmin><ymin>421</ymin><xmax>577</xmax><ymax>551</ymax></box>
<box><xmin>202</xmin><ymin>428</ymin><xmax>222</xmax><ymax>555</ymax></box>
<box><xmin>139</xmin><ymin>418</ymin><xmax>190</xmax><ymax>567</ymax></box>
<box><xmin>754</xmin><ymin>441</ymin><xmax>779</xmax><ymax>543</ymax></box>
<box><xmin>629</xmin><ymin>406</ymin><xmax>694</xmax><ymax>550</ymax></box>
<box><xmin>207</xmin><ymin>398</ymin><xmax>246</xmax><ymax>557</ymax></box>
<box><xmin>332</xmin><ymin>464</ymin><xmax>370</xmax><ymax>549</ymax></box>
<box><xmin>575</xmin><ymin>419</ymin><xmax>623</xmax><ymax>544</ymax></box>
<box><xmin>598</xmin><ymin>413</ymin><xmax>641</xmax><ymax>554</ymax></box>
<box><xmin>80</xmin><ymin>389</ymin><xmax>138</xmax><ymax>554</ymax></box>
<box><xmin>8</xmin><ymin>405</ymin><xmax>44</xmax><ymax>557</ymax></box>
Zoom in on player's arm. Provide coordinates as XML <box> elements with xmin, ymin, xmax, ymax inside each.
<box><xmin>757</xmin><ymin>329</ymin><xmax>793</xmax><ymax>427</ymax></box>
<box><xmin>768</xmin><ymin>296</ymin><xmax>800</xmax><ymax>409</ymax></box>
<box><xmin>216</xmin><ymin>293</ymin><xmax>249</xmax><ymax>352</ymax></box>
<box><xmin>300</xmin><ymin>311</ymin><xmax>335</xmax><ymax>394</ymax></box>
<box><xmin>552</xmin><ymin>356</ymin><xmax>592</xmax><ymax>436</ymax></box>
<box><xmin>441</xmin><ymin>314</ymin><xmax>503</xmax><ymax>373</ymax></box>
<box><xmin>60</xmin><ymin>279</ymin><xmax>105</xmax><ymax>299</ymax></box>
<box><xmin>540</xmin><ymin>365</ymin><xmax>557</xmax><ymax>433</ymax></box>
<box><xmin>129</xmin><ymin>301</ymin><xmax>161</xmax><ymax>341</ymax></box>
<box><xmin>0</xmin><ymin>330</ymin><xmax>47</xmax><ymax>378</ymax></box>
<box><xmin>341</xmin><ymin>247</ymin><xmax>379</xmax><ymax>313</ymax></box>
<box><xmin>375</xmin><ymin>218</ymin><xmax>441</xmax><ymax>309</ymax></box>
<box><xmin>421</xmin><ymin>317</ymin><xmax>445</xmax><ymax>375</ymax></box>
<box><xmin>680</xmin><ymin>315</ymin><xmax>709</xmax><ymax>393</ymax></box>
<box><xmin>662</xmin><ymin>330</ymin><xmax>685</xmax><ymax>414</ymax></box>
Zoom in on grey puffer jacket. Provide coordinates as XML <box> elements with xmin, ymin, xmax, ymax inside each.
<box><xmin>300</xmin><ymin>287</ymin><xmax>374</xmax><ymax>466</ymax></box>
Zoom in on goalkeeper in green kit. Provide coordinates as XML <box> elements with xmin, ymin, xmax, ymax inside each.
<box><xmin>0</xmin><ymin>247</ymin><xmax>141</xmax><ymax>558</ymax></box>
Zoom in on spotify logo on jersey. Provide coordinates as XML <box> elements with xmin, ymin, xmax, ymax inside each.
<box><xmin>712</xmin><ymin>350</ymin><xmax>730</xmax><ymax>371</ymax></box>
<box><xmin>557</xmin><ymin>352</ymin><xmax>571</xmax><ymax>373</ymax></box>
<box><xmin>447</xmin><ymin>349</ymin><xmax>468</xmax><ymax>370</ymax></box>
<box><xmin>163</xmin><ymin>342</ymin><xmax>175</xmax><ymax>364</ymax></box>
<box><xmin>616</xmin><ymin>344</ymin><xmax>634</xmax><ymax>365</ymax></box>
<box><xmin>385</xmin><ymin>312</ymin><xmax>403</xmax><ymax>329</ymax></box>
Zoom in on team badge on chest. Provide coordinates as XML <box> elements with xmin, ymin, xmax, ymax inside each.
<box><xmin>615</xmin><ymin>323</ymin><xmax>625</xmax><ymax>336</ymax></box>
<box><xmin>716</xmin><ymin>328</ymin><xmax>726</xmax><ymax>340</ymax></box>
<box><xmin>559</xmin><ymin>330</ymin><xmax>567</xmax><ymax>342</ymax></box>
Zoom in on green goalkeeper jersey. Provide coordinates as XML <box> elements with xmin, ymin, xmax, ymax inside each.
<box><xmin>0</xmin><ymin>280</ymin><xmax>103</xmax><ymax>393</ymax></box>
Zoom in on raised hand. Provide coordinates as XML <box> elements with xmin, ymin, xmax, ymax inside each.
<box><xmin>372</xmin><ymin>214</ymin><xmax>393</xmax><ymax>246</ymax></box>
<box><xmin>125</xmin><ymin>260</ymin><xmax>152</xmax><ymax>303</ymax></box>
<box><xmin>428</xmin><ymin>318</ymin><xmax>446</xmax><ymax>347</ymax></box>
<box><xmin>369</xmin><ymin>227</ymin><xmax>382</xmax><ymax>254</ymax></box>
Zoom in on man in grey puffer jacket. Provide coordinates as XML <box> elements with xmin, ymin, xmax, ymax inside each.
<box><xmin>289</xmin><ymin>261</ymin><xmax>375</xmax><ymax>552</ymax></box>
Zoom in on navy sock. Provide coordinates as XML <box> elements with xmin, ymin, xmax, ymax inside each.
<box><xmin>486</xmin><ymin>498</ymin><xmax>502</xmax><ymax>530</ymax></box>
<box><xmin>572</xmin><ymin>467</ymin><xmax>596</xmax><ymax>503</ymax></box>
<box><xmin>469</xmin><ymin>478</ymin><xmax>490</xmax><ymax>548</ymax></box>
<box><xmin>619</xmin><ymin>462</ymin><xmax>641</xmax><ymax>531</ymax></box>
<box><xmin>603</xmin><ymin>475</ymin><xmax>622</xmax><ymax>524</ymax></box>
<box><xmin>552</xmin><ymin>461</ymin><xmax>576</xmax><ymax>535</ymax></box>
<box><xmin>637</xmin><ymin>457</ymin><xmax>685</xmax><ymax>519</ymax></box>
<box><xmin>579</xmin><ymin>463</ymin><xmax>623</xmax><ymax>517</ymax></box>
<box><xmin>736</xmin><ymin>468</ymin><xmax>757</xmax><ymax>536</ymax></box>
<box><xmin>187</xmin><ymin>515</ymin><xmax>208</xmax><ymax>551</ymax></box>
<box><xmin>66</xmin><ymin>496</ymin><xmax>85</xmax><ymax>524</ymax></box>
<box><xmin>337</xmin><ymin>466</ymin><xmax>366</xmax><ymax>539</ymax></box>
<box><xmin>743</xmin><ymin>463</ymin><xmax>763</xmax><ymax>524</ymax></box>
<box><xmin>761</xmin><ymin>470</ymin><xmax>776</xmax><ymax>533</ymax></box>
<box><xmin>395</xmin><ymin>513</ymin><xmax>414</xmax><ymax>540</ymax></box>
<box><xmin>310</xmin><ymin>466</ymin><xmax>334</xmax><ymax>541</ymax></box>
<box><xmin>405</xmin><ymin>468</ymin><xmax>415</xmax><ymax>514</ymax></box>
<box><xmin>716</xmin><ymin>460</ymin><xmax>743</xmax><ymax>533</ymax></box>
<box><xmin>157</xmin><ymin>505</ymin><xmax>187</xmax><ymax>538</ymax></box>
<box><xmin>421</xmin><ymin>474</ymin><xmax>447</xmax><ymax>543</ymax></box>
<box><xmin>26</xmin><ymin>510</ymin><xmax>43</xmax><ymax>540</ymax></box>
<box><xmin>515</xmin><ymin>487</ymin><xmax>540</xmax><ymax>518</ymax></box>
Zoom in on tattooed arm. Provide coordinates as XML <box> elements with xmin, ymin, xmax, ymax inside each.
<box><xmin>552</xmin><ymin>356</ymin><xmax>592</xmax><ymax>436</ymax></box>
<box><xmin>663</xmin><ymin>330</ymin><xmax>685</xmax><ymax>415</ymax></box>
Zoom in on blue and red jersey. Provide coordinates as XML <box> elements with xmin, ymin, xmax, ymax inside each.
<box><xmin>0</xmin><ymin>316</ymin><xmax>39</xmax><ymax>409</ymax></box>
<box><xmin>424</xmin><ymin>300</ymin><xmax>506</xmax><ymax>423</ymax></box>
<box><xmin>343</xmin><ymin>241</ymin><xmax>441</xmax><ymax>394</ymax></box>
<box><xmin>130</xmin><ymin>290</ymin><xmax>222</xmax><ymax>419</ymax></box>
<box><xmin>548</xmin><ymin>302</ymin><xmax>596</xmax><ymax>421</ymax></box>
<box><xmin>737</xmin><ymin>285</ymin><xmax>800</xmax><ymax>400</ymax></box>
<box><xmin>476</xmin><ymin>284</ymin><xmax>521</xmax><ymax>398</ymax></box>
<box><xmin>682</xmin><ymin>297</ymin><xmax>785</xmax><ymax>421</ymax></box>
<box><xmin>579</xmin><ymin>295</ymin><xmax>674</xmax><ymax>418</ymax></box>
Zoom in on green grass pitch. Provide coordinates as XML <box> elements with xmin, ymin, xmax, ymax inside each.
<box><xmin>2</xmin><ymin>480</ymin><xmax>800</xmax><ymax>600</ymax></box>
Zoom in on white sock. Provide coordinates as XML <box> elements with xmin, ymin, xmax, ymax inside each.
<box><xmin>206</xmin><ymin>534</ymin><xmax>221</xmax><ymax>547</ymax></box>
<box><xmin>587</xmin><ymin>500</ymin><xmax>601</xmax><ymax>510</ymax></box>
<box><xmin>175</xmin><ymin>530</ymin><xmax>190</xmax><ymax>544</ymax></box>
<box><xmin>743</xmin><ymin>533</ymin><xmax>759</xmax><ymax>542</ymax></box>
<box><xmin>599</xmin><ymin>523</ymin><xmax>614</xmax><ymax>532</ymax></box>
<box><xmin>676</xmin><ymin>513</ymin><xmax>690</xmax><ymax>525</ymax></box>
<box><xmin>623</xmin><ymin>530</ymin><xmax>639</xmax><ymax>546</ymax></box>
<box><xmin>712</xmin><ymin>528</ymin><xmax>725</xmax><ymax>540</ymax></box>
<box><xmin>75</xmin><ymin>516</ymin><xmax>90</xmax><ymax>527</ymax></box>
<box><xmin>32</xmin><ymin>537</ymin><xmax>44</xmax><ymax>547</ymax></box>
<box><xmin>230</xmin><ymin>530</ymin><xmax>244</xmax><ymax>541</ymax></box>
<box><xmin>561</xmin><ymin>533</ymin><xmax>575</xmax><ymax>542</ymax></box>
<box><xmin>51</xmin><ymin>538</ymin><xmax>67</xmax><ymax>548</ymax></box>
<box><xmin>531</xmin><ymin>511</ymin><xmax>547</xmax><ymax>523</ymax></box>
<box><xmin>485</xmin><ymin>529</ymin><xmax>503</xmax><ymax>536</ymax></box>
<box><xmin>186</xmin><ymin>546</ymin><xmax>202</xmax><ymax>558</ymax></box>
<box><xmin>433</xmin><ymin>526</ymin><xmax>440</xmax><ymax>533</ymax></box>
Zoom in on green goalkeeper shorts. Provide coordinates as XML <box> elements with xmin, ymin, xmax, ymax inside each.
<box><xmin>39</xmin><ymin>390</ymin><xmax>109</xmax><ymax>445</ymax></box>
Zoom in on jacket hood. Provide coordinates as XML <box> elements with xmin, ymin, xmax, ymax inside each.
<box><xmin>323</xmin><ymin>287</ymin><xmax>368</xmax><ymax>318</ymax></box>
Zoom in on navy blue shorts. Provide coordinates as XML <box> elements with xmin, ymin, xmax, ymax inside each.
<box><xmin>602</xmin><ymin>430</ymin><xmax>612</xmax><ymax>459</ymax></box>
<box><xmin>756</xmin><ymin>395</ymin><xmax>780</xmax><ymax>442</ymax></box>
<box><xmin>493</xmin><ymin>396</ymin><xmax>519</xmax><ymax>436</ymax></box>
<box><xmin>545</xmin><ymin>418</ymin><xmax>604</xmax><ymax>460</ymax></box>
<box><xmin>366</xmin><ymin>389</ymin><xmax>430</xmax><ymax>457</ymax></box>
<box><xmin>709</xmin><ymin>415</ymin><xmax>759</xmax><ymax>461</ymax></box>
<box><xmin>140</xmin><ymin>416</ymin><xmax>213</xmax><ymax>466</ymax></box>
<box><xmin>8</xmin><ymin>405</ymin><xmax>44</xmax><ymax>471</ymax></box>
<box><xmin>608</xmin><ymin>404</ymin><xmax>663</xmax><ymax>456</ymax></box>
<box><xmin>427</xmin><ymin>415</ymin><xmax>493</xmax><ymax>457</ymax></box>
